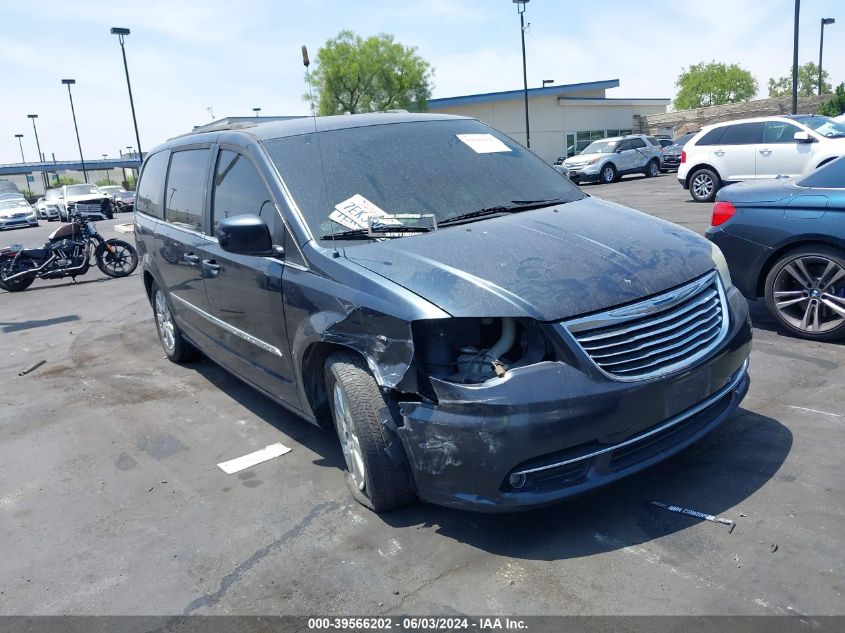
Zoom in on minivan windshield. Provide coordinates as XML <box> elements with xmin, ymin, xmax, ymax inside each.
<box><xmin>579</xmin><ymin>140</ymin><xmax>618</xmax><ymax>155</ymax></box>
<box><xmin>791</xmin><ymin>115</ymin><xmax>845</xmax><ymax>138</ymax></box>
<box><xmin>264</xmin><ymin>119</ymin><xmax>584</xmax><ymax>243</ymax></box>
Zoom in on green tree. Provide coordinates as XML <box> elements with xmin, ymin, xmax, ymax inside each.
<box><xmin>95</xmin><ymin>178</ymin><xmax>113</xmax><ymax>187</ymax></box>
<box><xmin>819</xmin><ymin>82</ymin><xmax>845</xmax><ymax>116</ymax></box>
<box><xmin>57</xmin><ymin>176</ymin><xmax>80</xmax><ymax>185</ymax></box>
<box><xmin>768</xmin><ymin>61</ymin><xmax>832</xmax><ymax>97</ymax></box>
<box><xmin>308</xmin><ymin>30</ymin><xmax>434</xmax><ymax>115</ymax></box>
<box><xmin>674</xmin><ymin>61</ymin><xmax>758</xmax><ymax>110</ymax></box>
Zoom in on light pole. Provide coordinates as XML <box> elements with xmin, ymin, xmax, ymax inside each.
<box><xmin>15</xmin><ymin>134</ymin><xmax>31</xmax><ymax>196</ymax></box>
<box><xmin>253</xmin><ymin>107</ymin><xmax>261</xmax><ymax>117</ymax></box>
<box><xmin>27</xmin><ymin>114</ymin><xmax>48</xmax><ymax>190</ymax></box>
<box><xmin>111</xmin><ymin>27</ymin><xmax>142</xmax><ymax>156</ymax></box>
<box><xmin>792</xmin><ymin>0</ymin><xmax>801</xmax><ymax>114</ymax></box>
<box><xmin>514</xmin><ymin>0</ymin><xmax>531</xmax><ymax>149</ymax></box>
<box><xmin>819</xmin><ymin>18</ymin><xmax>835</xmax><ymax>95</ymax></box>
<box><xmin>102</xmin><ymin>154</ymin><xmax>111</xmax><ymax>184</ymax></box>
<box><xmin>62</xmin><ymin>79</ymin><xmax>88</xmax><ymax>182</ymax></box>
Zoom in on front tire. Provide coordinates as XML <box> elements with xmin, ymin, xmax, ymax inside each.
<box><xmin>151</xmin><ymin>282</ymin><xmax>199</xmax><ymax>362</ymax></box>
<box><xmin>689</xmin><ymin>168</ymin><xmax>720</xmax><ymax>202</ymax></box>
<box><xmin>325</xmin><ymin>351</ymin><xmax>416</xmax><ymax>512</ymax></box>
<box><xmin>764</xmin><ymin>246</ymin><xmax>845</xmax><ymax>341</ymax></box>
<box><xmin>599</xmin><ymin>163</ymin><xmax>617</xmax><ymax>184</ymax></box>
<box><xmin>95</xmin><ymin>240</ymin><xmax>138</xmax><ymax>277</ymax></box>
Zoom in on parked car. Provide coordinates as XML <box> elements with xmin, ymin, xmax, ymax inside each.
<box><xmin>136</xmin><ymin>112</ymin><xmax>751</xmax><ymax>513</ymax></box>
<box><xmin>0</xmin><ymin>180</ymin><xmax>19</xmax><ymax>195</ymax></box>
<box><xmin>98</xmin><ymin>185</ymin><xmax>125</xmax><ymax>200</ymax></box>
<box><xmin>706</xmin><ymin>155</ymin><xmax>845</xmax><ymax>340</ymax></box>
<box><xmin>660</xmin><ymin>132</ymin><xmax>698</xmax><ymax>173</ymax></box>
<box><xmin>57</xmin><ymin>183</ymin><xmax>114</xmax><ymax>221</ymax></box>
<box><xmin>35</xmin><ymin>188</ymin><xmax>61</xmax><ymax>221</ymax></box>
<box><xmin>834</xmin><ymin>113</ymin><xmax>845</xmax><ymax>124</ymax></box>
<box><xmin>656</xmin><ymin>138</ymin><xmax>675</xmax><ymax>149</ymax></box>
<box><xmin>562</xmin><ymin>134</ymin><xmax>663</xmax><ymax>184</ymax></box>
<box><xmin>113</xmin><ymin>189</ymin><xmax>136</xmax><ymax>211</ymax></box>
<box><xmin>0</xmin><ymin>196</ymin><xmax>38</xmax><ymax>230</ymax></box>
<box><xmin>679</xmin><ymin>115</ymin><xmax>845</xmax><ymax>202</ymax></box>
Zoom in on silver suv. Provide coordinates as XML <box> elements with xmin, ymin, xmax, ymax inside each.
<box><xmin>563</xmin><ymin>134</ymin><xmax>663</xmax><ymax>184</ymax></box>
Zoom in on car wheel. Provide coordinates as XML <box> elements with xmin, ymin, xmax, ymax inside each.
<box><xmin>325</xmin><ymin>351</ymin><xmax>416</xmax><ymax>512</ymax></box>
<box><xmin>599</xmin><ymin>163</ymin><xmax>617</xmax><ymax>184</ymax></box>
<box><xmin>644</xmin><ymin>159</ymin><xmax>660</xmax><ymax>178</ymax></box>
<box><xmin>689</xmin><ymin>168</ymin><xmax>720</xmax><ymax>202</ymax></box>
<box><xmin>151</xmin><ymin>282</ymin><xmax>200</xmax><ymax>362</ymax></box>
<box><xmin>764</xmin><ymin>246</ymin><xmax>845</xmax><ymax>341</ymax></box>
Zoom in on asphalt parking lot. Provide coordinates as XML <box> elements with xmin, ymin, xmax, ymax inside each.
<box><xmin>1</xmin><ymin>176</ymin><xmax>843</xmax><ymax>617</ymax></box>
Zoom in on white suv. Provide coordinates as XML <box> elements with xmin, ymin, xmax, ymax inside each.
<box><xmin>563</xmin><ymin>134</ymin><xmax>663</xmax><ymax>184</ymax></box>
<box><xmin>678</xmin><ymin>115</ymin><xmax>845</xmax><ymax>202</ymax></box>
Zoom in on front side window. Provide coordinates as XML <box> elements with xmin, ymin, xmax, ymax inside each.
<box><xmin>165</xmin><ymin>149</ymin><xmax>210</xmax><ymax>231</ymax></box>
<box><xmin>616</xmin><ymin>139</ymin><xmax>633</xmax><ymax>151</ymax></box>
<box><xmin>763</xmin><ymin>121</ymin><xmax>802</xmax><ymax>144</ymax></box>
<box><xmin>719</xmin><ymin>123</ymin><xmax>764</xmax><ymax>145</ymax></box>
<box><xmin>212</xmin><ymin>149</ymin><xmax>283</xmax><ymax>244</ymax></box>
<box><xmin>136</xmin><ymin>151</ymin><xmax>169</xmax><ymax>219</ymax></box>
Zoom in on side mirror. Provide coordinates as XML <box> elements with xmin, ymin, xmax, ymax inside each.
<box><xmin>793</xmin><ymin>131</ymin><xmax>813</xmax><ymax>143</ymax></box>
<box><xmin>218</xmin><ymin>214</ymin><xmax>282</xmax><ymax>257</ymax></box>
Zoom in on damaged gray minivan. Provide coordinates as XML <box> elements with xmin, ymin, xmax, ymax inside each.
<box><xmin>135</xmin><ymin>113</ymin><xmax>752</xmax><ymax>512</ymax></box>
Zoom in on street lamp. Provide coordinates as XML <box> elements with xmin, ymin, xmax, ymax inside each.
<box><xmin>27</xmin><ymin>114</ymin><xmax>48</xmax><ymax>189</ymax></box>
<box><xmin>819</xmin><ymin>18</ymin><xmax>835</xmax><ymax>96</ymax></box>
<box><xmin>792</xmin><ymin>0</ymin><xmax>801</xmax><ymax>114</ymax></box>
<box><xmin>110</xmin><ymin>27</ymin><xmax>143</xmax><ymax>156</ymax></box>
<box><xmin>61</xmin><ymin>79</ymin><xmax>89</xmax><ymax>182</ymax></box>
<box><xmin>253</xmin><ymin>107</ymin><xmax>262</xmax><ymax>117</ymax></box>
<box><xmin>102</xmin><ymin>154</ymin><xmax>111</xmax><ymax>184</ymax></box>
<box><xmin>514</xmin><ymin>0</ymin><xmax>531</xmax><ymax>149</ymax></box>
<box><xmin>14</xmin><ymin>134</ymin><xmax>25</xmax><ymax>163</ymax></box>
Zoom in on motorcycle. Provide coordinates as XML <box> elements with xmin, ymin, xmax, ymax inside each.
<box><xmin>0</xmin><ymin>210</ymin><xmax>138</xmax><ymax>292</ymax></box>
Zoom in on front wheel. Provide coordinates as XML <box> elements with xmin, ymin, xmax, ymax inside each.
<box><xmin>599</xmin><ymin>163</ymin><xmax>617</xmax><ymax>184</ymax></box>
<box><xmin>95</xmin><ymin>239</ymin><xmax>138</xmax><ymax>277</ymax></box>
<box><xmin>151</xmin><ymin>281</ymin><xmax>199</xmax><ymax>362</ymax></box>
<box><xmin>325</xmin><ymin>351</ymin><xmax>416</xmax><ymax>512</ymax></box>
<box><xmin>764</xmin><ymin>246</ymin><xmax>845</xmax><ymax>341</ymax></box>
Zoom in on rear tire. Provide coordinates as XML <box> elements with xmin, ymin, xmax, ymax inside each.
<box><xmin>0</xmin><ymin>260</ymin><xmax>36</xmax><ymax>292</ymax></box>
<box><xmin>151</xmin><ymin>281</ymin><xmax>199</xmax><ymax>362</ymax></box>
<box><xmin>644</xmin><ymin>159</ymin><xmax>660</xmax><ymax>178</ymax></box>
<box><xmin>689</xmin><ymin>168</ymin><xmax>720</xmax><ymax>202</ymax></box>
<box><xmin>325</xmin><ymin>351</ymin><xmax>416</xmax><ymax>512</ymax></box>
<box><xmin>764</xmin><ymin>246</ymin><xmax>845</xmax><ymax>341</ymax></box>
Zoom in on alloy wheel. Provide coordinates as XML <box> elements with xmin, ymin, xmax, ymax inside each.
<box><xmin>773</xmin><ymin>255</ymin><xmax>845</xmax><ymax>334</ymax></box>
<box><xmin>692</xmin><ymin>173</ymin><xmax>714</xmax><ymax>199</ymax></box>
<box><xmin>154</xmin><ymin>290</ymin><xmax>176</xmax><ymax>352</ymax></box>
<box><xmin>333</xmin><ymin>383</ymin><xmax>367</xmax><ymax>491</ymax></box>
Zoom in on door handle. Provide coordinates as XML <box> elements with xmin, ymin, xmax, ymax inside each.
<box><xmin>759</xmin><ymin>148</ymin><xmax>772</xmax><ymax>155</ymax></box>
<box><xmin>182</xmin><ymin>253</ymin><xmax>199</xmax><ymax>264</ymax></box>
<box><xmin>202</xmin><ymin>259</ymin><xmax>221</xmax><ymax>277</ymax></box>
<box><xmin>714</xmin><ymin>150</ymin><xmax>726</xmax><ymax>156</ymax></box>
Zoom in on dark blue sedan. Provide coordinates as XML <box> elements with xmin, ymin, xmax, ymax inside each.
<box><xmin>706</xmin><ymin>156</ymin><xmax>845</xmax><ymax>340</ymax></box>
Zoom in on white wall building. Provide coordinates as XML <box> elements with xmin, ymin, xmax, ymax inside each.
<box><xmin>427</xmin><ymin>79</ymin><xmax>669</xmax><ymax>164</ymax></box>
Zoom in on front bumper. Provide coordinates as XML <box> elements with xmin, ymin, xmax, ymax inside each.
<box><xmin>397</xmin><ymin>286</ymin><xmax>752</xmax><ymax>512</ymax></box>
<box><xmin>566</xmin><ymin>168</ymin><xmax>600</xmax><ymax>183</ymax></box>
<box><xmin>0</xmin><ymin>215</ymin><xmax>38</xmax><ymax>229</ymax></box>
<box><xmin>39</xmin><ymin>206</ymin><xmax>59</xmax><ymax>219</ymax></box>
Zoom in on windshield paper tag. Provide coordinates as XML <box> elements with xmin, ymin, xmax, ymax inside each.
<box><xmin>456</xmin><ymin>133</ymin><xmax>511</xmax><ymax>154</ymax></box>
<box><xmin>329</xmin><ymin>194</ymin><xmax>400</xmax><ymax>231</ymax></box>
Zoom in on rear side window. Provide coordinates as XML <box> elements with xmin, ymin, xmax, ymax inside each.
<box><xmin>631</xmin><ymin>138</ymin><xmax>647</xmax><ymax>149</ymax></box>
<box><xmin>719</xmin><ymin>123</ymin><xmax>763</xmax><ymax>145</ymax></box>
<box><xmin>696</xmin><ymin>127</ymin><xmax>726</xmax><ymax>146</ymax></box>
<box><xmin>165</xmin><ymin>149</ymin><xmax>210</xmax><ymax>232</ymax></box>
<box><xmin>135</xmin><ymin>151</ymin><xmax>168</xmax><ymax>219</ymax></box>
<box><xmin>211</xmin><ymin>149</ymin><xmax>284</xmax><ymax>244</ymax></box>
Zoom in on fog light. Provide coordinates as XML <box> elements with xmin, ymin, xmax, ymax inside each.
<box><xmin>509</xmin><ymin>473</ymin><xmax>527</xmax><ymax>489</ymax></box>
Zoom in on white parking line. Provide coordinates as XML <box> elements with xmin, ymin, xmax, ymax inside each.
<box><xmin>217</xmin><ymin>442</ymin><xmax>291</xmax><ymax>474</ymax></box>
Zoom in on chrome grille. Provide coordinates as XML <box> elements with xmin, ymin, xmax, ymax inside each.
<box><xmin>563</xmin><ymin>271</ymin><xmax>729</xmax><ymax>381</ymax></box>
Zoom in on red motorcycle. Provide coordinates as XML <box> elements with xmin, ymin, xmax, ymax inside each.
<box><xmin>0</xmin><ymin>210</ymin><xmax>137</xmax><ymax>292</ymax></box>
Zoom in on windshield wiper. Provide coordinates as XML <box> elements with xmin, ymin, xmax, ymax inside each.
<box><xmin>320</xmin><ymin>224</ymin><xmax>433</xmax><ymax>240</ymax></box>
<box><xmin>438</xmin><ymin>198</ymin><xmax>571</xmax><ymax>227</ymax></box>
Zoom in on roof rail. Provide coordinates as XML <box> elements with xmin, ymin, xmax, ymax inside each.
<box><xmin>171</xmin><ymin>121</ymin><xmax>258</xmax><ymax>141</ymax></box>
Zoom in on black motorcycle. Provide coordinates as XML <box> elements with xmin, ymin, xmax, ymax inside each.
<box><xmin>0</xmin><ymin>210</ymin><xmax>138</xmax><ymax>292</ymax></box>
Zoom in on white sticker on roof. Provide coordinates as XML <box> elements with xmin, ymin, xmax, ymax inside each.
<box><xmin>328</xmin><ymin>194</ymin><xmax>400</xmax><ymax>231</ymax></box>
<box><xmin>456</xmin><ymin>133</ymin><xmax>512</xmax><ymax>154</ymax></box>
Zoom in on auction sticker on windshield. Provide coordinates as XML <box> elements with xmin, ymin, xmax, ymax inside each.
<box><xmin>328</xmin><ymin>194</ymin><xmax>400</xmax><ymax>231</ymax></box>
<box><xmin>456</xmin><ymin>133</ymin><xmax>512</xmax><ymax>154</ymax></box>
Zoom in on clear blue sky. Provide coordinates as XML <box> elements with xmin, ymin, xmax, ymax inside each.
<box><xmin>2</xmin><ymin>0</ymin><xmax>842</xmax><ymax>164</ymax></box>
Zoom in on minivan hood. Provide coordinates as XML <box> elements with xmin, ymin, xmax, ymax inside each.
<box><xmin>344</xmin><ymin>197</ymin><xmax>715</xmax><ymax>321</ymax></box>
